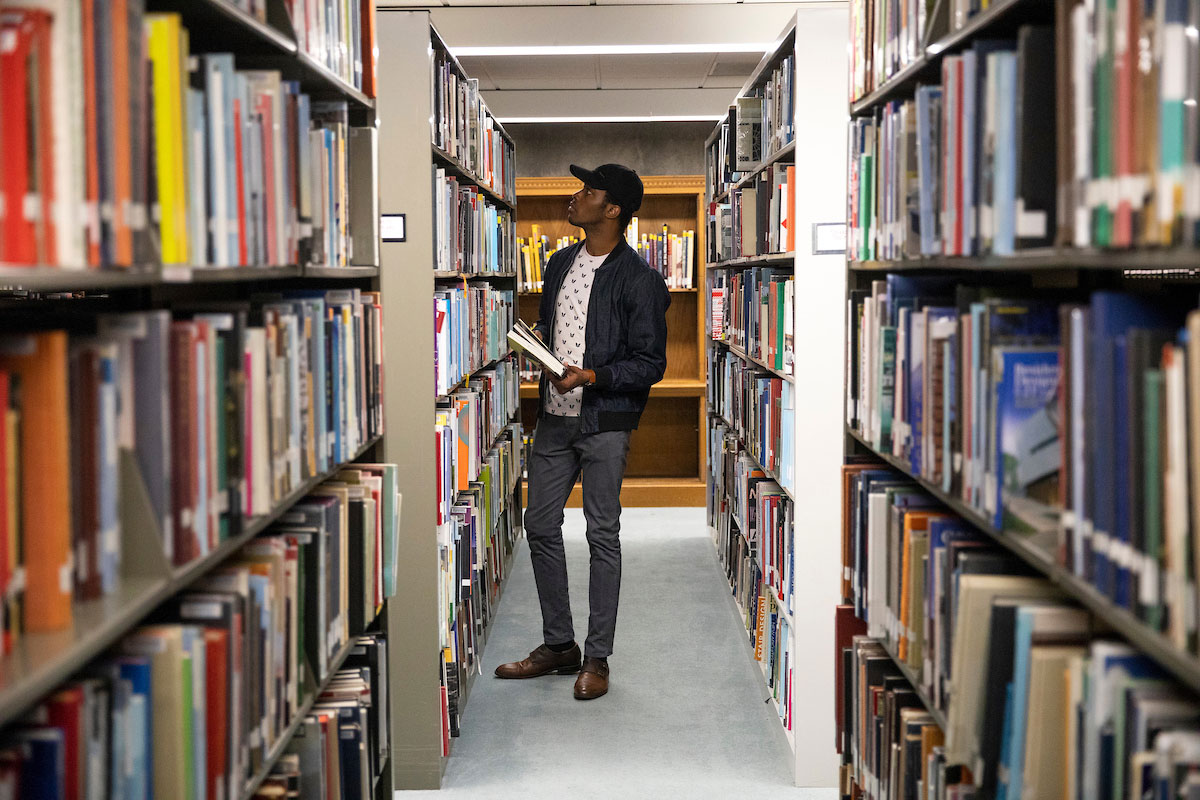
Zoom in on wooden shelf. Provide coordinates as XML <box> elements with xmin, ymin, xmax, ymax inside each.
<box><xmin>516</xmin><ymin>174</ymin><xmax>708</xmax><ymax>507</ymax></box>
<box><xmin>845</xmin><ymin>426</ymin><xmax>1200</xmax><ymax>695</ymax></box>
<box><xmin>552</xmin><ymin>476</ymin><xmax>706</xmax><ymax>508</ymax></box>
<box><xmin>519</xmin><ymin>378</ymin><xmax>705</xmax><ymax>399</ymax></box>
<box><xmin>0</xmin><ymin>434</ymin><xmax>381</xmax><ymax>728</ymax></box>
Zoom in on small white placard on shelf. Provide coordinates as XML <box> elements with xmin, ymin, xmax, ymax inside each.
<box><xmin>812</xmin><ymin>222</ymin><xmax>847</xmax><ymax>255</ymax></box>
<box><xmin>381</xmin><ymin>214</ymin><xmax>406</xmax><ymax>242</ymax></box>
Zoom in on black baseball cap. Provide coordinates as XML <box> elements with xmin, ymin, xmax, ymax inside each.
<box><xmin>569</xmin><ymin>163</ymin><xmax>644</xmax><ymax>214</ymax></box>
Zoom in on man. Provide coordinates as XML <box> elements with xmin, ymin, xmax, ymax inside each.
<box><xmin>495</xmin><ymin>163</ymin><xmax>670</xmax><ymax>700</ymax></box>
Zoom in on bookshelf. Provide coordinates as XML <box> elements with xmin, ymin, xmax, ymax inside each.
<box><xmin>704</xmin><ymin>9</ymin><xmax>848</xmax><ymax>788</ymax></box>
<box><xmin>376</xmin><ymin>10</ymin><xmax>522</xmax><ymax>789</ymax></box>
<box><xmin>703</xmin><ymin>17</ymin><xmax>800</xmax><ymax>759</ymax></box>
<box><xmin>516</xmin><ymin>175</ymin><xmax>708</xmax><ymax>507</ymax></box>
<box><xmin>840</xmin><ymin>0</ymin><xmax>1200</xmax><ymax>793</ymax></box>
<box><xmin>0</xmin><ymin>0</ymin><xmax>399</xmax><ymax>796</ymax></box>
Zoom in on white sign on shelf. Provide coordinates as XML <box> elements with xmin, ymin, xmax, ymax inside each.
<box><xmin>812</xmin><ymin>222</ymin><xmax>847</xmax><ymax>255</ymax></box>
<box><xmin>381</xmin><ymin>214</ymin><xmax>406</xmax><ymax>243</ymax></box>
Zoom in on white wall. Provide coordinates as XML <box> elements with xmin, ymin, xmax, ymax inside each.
<box><xmin>788</xmin><ymin>3</ymin><xmax>848</xmax><ymax>791</ymax></box>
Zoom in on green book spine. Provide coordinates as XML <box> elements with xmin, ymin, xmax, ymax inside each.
<box><xmin>878</xmin><ymin>326</ymin><xmax>897</xmax><ymax>450</ymax></box>
<box><xmin>182</xmin><ymin>651</ymin><xmax>195</xmax><ymax>800</ymax></box>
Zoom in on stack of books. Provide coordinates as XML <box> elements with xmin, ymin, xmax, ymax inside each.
<box><xmin>707</xmin><ymin>420</ymin><xmax>793</xmax><ymax>730</ymax></box>
<box><xmin>709</xmin><ymin>268</ymin><xmax>794</xmax><ymax>375</ymax></box>
<box><xmin>626</xmin><ymin>218</ymin><xmax>697</xmax><ymax>290</ymax></box>
<box><xmin>433</xmin><ymin>284</ymin><xmax>514</xmax><ymax>396</ymax></box>
<box><xmin>0</xmin><ymin>469</ymin><xmax>400</xmax><ymax>799</ymax></box>
<box><xmin>258</xmin><ymin>634</ymin><xmax>392</xmax><ymax>800</ymax></box>
<box><xmin>431</xmin><ymin>52</ymin><xmax>515</xmax><ymax>202</ymax></box>
<box><xmin>847</xmin><ymin>28</ymin><xmax>1055</xmax><ymax>261</ymax></box>
<box><xmin>517</xmin><ymin>225</ymin><xmax>576</xmax><ymax>292</ymax></box>
<box><xmin>708</xmin><ymin>346</ymin><xmax>795</xmax><ymax>494</ymax></box>
<box><xmin>838</xmin><ymin>462</ymin><xmax>1200</xmax><ymax>800</ymax></box>
<box><xmin>0</xmin><ymin>8</ymin><xmax>375</xmax><ymax>270</ymax></box>
<box><xmin>434</xmin><ymin>168</ymin><xmax>516</xmax><ymax>275</ymax></box>
<box><xmin>436</xmin><ymin>422</ymin><xmax>521</xmax><ymax>746</ymax></box>
<box><xmin>0</xmin><ymin>289</ymin><xmax>384</xmax><ymax>640</ymax></box>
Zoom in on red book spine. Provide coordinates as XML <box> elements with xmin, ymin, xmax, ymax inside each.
<box><xmin>204</xmin><ymin>629</ymin><xmax>229</xmax><ymax>800</ymax></box>
<box><xmin>170</xmin><ymin>323</ymin><xmax>198</xmax><ymax>565</ymax></box>
<box><xmin>110</xmin><ymin>0</ymin><xmax>134</xmax><ymax>265</ymax></box>
<box><xmin>45</xmin><ymin>688</ymin><xmax>84</xmax><ymax>800</ymax></box>
<box><xmin>29</xmin><ymin>12</ymin><xmax>55</xmax><ymax>265</ymax></box>
<box><xmin>258</xmin><ymin>94</ymin><xmax>278</xmax><ymax>265</ymax></box>
<box><xmin>0</xmin><ymin>15</ymin><xmax>34</xmax><ymax>264</ymax></box>
<box><xmin>233</xmin><ymin>98</ymin><xmax>248</xmax><ymax>265</ymax></box>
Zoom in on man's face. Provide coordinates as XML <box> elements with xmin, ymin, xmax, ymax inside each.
<box><xmin>567</xmin><ymin>183</ymin><xmax>616</xmax><ymax>228</ymax></box>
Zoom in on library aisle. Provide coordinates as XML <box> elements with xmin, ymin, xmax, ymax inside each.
<box><xmin>408</xmin><ymin>507</ymin><xmax>827</xmax><ymax>799</ymax></box>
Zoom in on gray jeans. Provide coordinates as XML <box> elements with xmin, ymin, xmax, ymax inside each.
<box><xmin>524</xmin><ymin>414</ymin><xmax>631</xmax><ymax>659</ymax></box>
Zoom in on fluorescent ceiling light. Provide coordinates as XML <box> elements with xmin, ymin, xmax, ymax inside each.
<box><xmin>497</xmin><ymin>115</ymin><xmax>724</xmax><ymax>123</ymax></box>
<box><xmin>452</xmin><ymin>43</ymin><xmax>773</xmax><ymax>57</ymax></box>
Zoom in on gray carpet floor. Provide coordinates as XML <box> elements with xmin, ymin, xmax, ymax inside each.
<box><xmin>396</xmin><ymin>506</ymin><xmax>836</xmax><ymax>798</ymax></box>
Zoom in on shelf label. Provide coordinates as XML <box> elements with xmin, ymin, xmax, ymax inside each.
<box><xmin>812</xmin><ymin>222</ymin><xmax>847</xmax><ymax>255</ymax></box>
<box><xmin>381</xmin><ymin>213</ymin><xmax>406</xmax><ymax>242</ymax></box>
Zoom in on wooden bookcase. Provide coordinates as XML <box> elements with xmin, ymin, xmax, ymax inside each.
<box><xmin>516</xmin><ymin>175</ymin><xmax>707</xmax><ymax>507</ymax></box>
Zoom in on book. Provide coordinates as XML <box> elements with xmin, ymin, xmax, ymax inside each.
<box><xmin>506</xmin><ymin>321</ymin><xmax>566</xmax><ymax>380</ymax></box>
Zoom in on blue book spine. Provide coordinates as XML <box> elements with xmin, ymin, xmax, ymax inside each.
<box><xmin>1112</xmin><ymin>336</ymin><xmax>1131</xmax><ymax>605</ymax></box>
<box><xmin>119</xmin><ymin>658</ymin><xmax>153</xmax><ymax>800</ymax></box>
<box><xmin>98</xmin><ymin>351</ymin><xmax>119</xmax><ymax>592</ymax></box>
<box><xmin>999</xmin><ymin>609</ymin><xmax>1037</xmax><ymax>800</ymax></box>
<box><xmin>17</xmin><ymin>730</ymin><xmax>65</xmax><ymax>800</ymax></box>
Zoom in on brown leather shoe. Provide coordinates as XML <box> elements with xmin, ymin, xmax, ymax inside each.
<box><xmin>494</xmin><ymin>643</ymin><xmax>582</xmax><ymax>679</ymax></box>
<box><xmin>573</xmin><ymin>656</ymin><xmax>609</xmax><ymax>699</ymax></box>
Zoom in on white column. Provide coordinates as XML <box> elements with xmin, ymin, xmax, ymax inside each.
<box><xmin>788</xmin><ymin>3</ymin><xmax>849</xmax><ymax>791</ymax></box>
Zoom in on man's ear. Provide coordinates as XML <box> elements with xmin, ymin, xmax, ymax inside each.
<box><xmin>605</xmin><ymin>203</ymin><xmax>621</xmax><ymax>220</ymax></box>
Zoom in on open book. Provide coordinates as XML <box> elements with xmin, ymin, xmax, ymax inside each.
<box><xmin>507</xmin><ymin>320</ymin><xmax>567</xmax><ymax>380</ymax></box>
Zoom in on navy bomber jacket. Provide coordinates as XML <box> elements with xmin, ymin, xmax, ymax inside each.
<box><xmin>533</xmin><ymin>239</ymin><xmax>671</xmax><ymax>434</ymax></box>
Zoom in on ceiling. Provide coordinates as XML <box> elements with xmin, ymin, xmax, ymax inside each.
<box><xmin>457</xmin><ymin>50</ymin><xmax>765</xmax><ymax>92</ymax></box>
<box><xmin>378</xmin><ymin>2</ymin><xmax>836</xmax><ymax>118</ymax></box>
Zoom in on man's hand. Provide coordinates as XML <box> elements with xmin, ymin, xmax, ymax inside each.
<box><xmin>549</xmin><ymin>364</ymin><xmax>596</xmax><ymax>394</ymax></box>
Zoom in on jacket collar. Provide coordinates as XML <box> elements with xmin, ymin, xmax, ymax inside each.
<box><xmin>569</xmin><ymin>237</ymin><xmax>632</xmax><ymax>270</ymax></box>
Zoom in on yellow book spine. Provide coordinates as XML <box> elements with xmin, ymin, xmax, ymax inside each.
<box><xmin>146</xmin><ymin>15</ymin><xmax>187</xmax><ymax>264</ymax></box>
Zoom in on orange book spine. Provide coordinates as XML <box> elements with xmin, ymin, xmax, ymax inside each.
<box><xmin>111</xmin><ymin>0</ymin><xmax>134</xmax><ymax>265</ymax></box>
<box><xmin>0</xmin><ymin>332</ymin><xmax>71</xmax><ymax>632</ymax></box>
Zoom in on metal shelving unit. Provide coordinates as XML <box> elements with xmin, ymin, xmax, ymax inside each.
<box><xmin>377</xmin><ymin>11</ymin><xmax>521</xmax><ymax>789</ymax></box>
<box><xmin>845</xmin><ymin>428</ymin><xmax>1200</xmax><ymax>694</ymax></box>
<box><xmin>0</xmin><ymin>0</ymin><xmax>388</xmax><ymax>794</ymax></box>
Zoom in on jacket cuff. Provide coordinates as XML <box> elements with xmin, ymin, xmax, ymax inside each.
<box><xmin>593</xmin><ymin>366</ymin><xmax>614</xmax><ymax>389</ymax></box>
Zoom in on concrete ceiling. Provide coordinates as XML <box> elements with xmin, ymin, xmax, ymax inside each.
<box><xmin>458</xmin><ymin>51</ymin><xmax>764</xmax><ymax>91</ymax></box>
<box><xmin>377</xmin><ymin>3</ymin><xmax>840</xmax><ymax>119</ymax></box>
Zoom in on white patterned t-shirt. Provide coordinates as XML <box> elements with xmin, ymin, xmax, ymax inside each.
<box><xmin>545</xmin><ymin>246</ymin><xmax>608</xmax><ymax>417</ymax></box>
